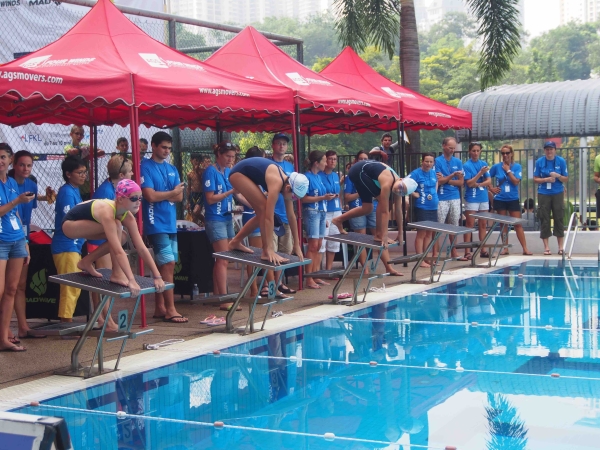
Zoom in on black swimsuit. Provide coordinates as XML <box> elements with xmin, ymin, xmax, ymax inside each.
<box><xmin>229</xmin><ymin>158</ymin><xmax>286</xmax><ymax>190</ymax></box>
<box><xmin>348</xmin><ymin>160</ymin><xmax>398</xmax><ymax>204</ymax></box>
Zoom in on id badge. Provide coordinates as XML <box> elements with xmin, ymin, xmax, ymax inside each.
<box><xmin>479</xmin><ymin>186</ymin><xmax>484</xmax><ymax>191</ymax></box>
<box><xmin>546</xmin><ymin>183</ymin><xmax>552</xmax><ymax>190</ymax></box>
<box><xmin>335</xmin><ymin>198</ymin><xmax>340</xmax><ymax>208</ymax></box>
<box><xmin>504</xmin><ymin>185</ymin><xmax>510</xmax><ymax>193</ymax></box>
<box><xmin>10</xmin><ymin>214</ymin><xmax>20</xmax><ymax>231</ymax></box>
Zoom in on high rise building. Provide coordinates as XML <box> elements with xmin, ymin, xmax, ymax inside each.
<box><xmin>559</xmin><ymin>0</ymin><xmax>600</xmax><ymax>24</ymax></box>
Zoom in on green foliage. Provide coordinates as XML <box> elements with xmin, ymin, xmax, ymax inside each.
<box><xmin>311</xmin><ymin>57</ymin><xmax>334</xmax><ymax>73</ymax></box>
<box><xmin>232</xmin><ymin>132</ymin><xmax>274</xmax><ymax>154</ymax></box>
<box><xmin>175</xmin><ymin>23</ymin><xmax>207</xmax><ymax>49</ymax></box>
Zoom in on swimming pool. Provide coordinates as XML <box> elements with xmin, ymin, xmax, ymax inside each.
<box><xmin>10</xmin><ymin>259</ymin><xmax>600</xmax><ymax>449</ymax></box>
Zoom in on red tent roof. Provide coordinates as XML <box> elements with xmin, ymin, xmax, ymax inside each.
<box><xmin>0</xmin><ymin>0</ymin><xmax>293</xmax><ymax>130</ymax></box>
<box><xmin>205</xmin><ymin>27</ymin><xmax>400</xmax><ymax>134</ymax></box>
<box><xmin>321</xmin><ymin>47</ymin><xmax>472</xmax><ymax>130</ymax></box>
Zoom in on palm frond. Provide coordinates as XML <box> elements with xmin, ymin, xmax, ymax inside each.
<box><xmin>485</xmin><ymin>393</ymin><xmax>528</xmax><ymax>450</ymax></box>
<box><xmin>466</xmin><ymin>0</ymin><xmax>521</xmax><ymax>90</ymax></box>
<box><xmin>333</xmin><ymin>0</ymin><xmax>369</xmax><ymax>52</ymax></box>
<box><xmin>364</xmin><ymin>0</ymin><xmax>400</xmax><ymax>58</ymax></box>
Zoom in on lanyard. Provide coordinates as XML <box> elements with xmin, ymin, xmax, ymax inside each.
<box><xmin>0</xmin><ymin>177</ymin><xmax>14</xmax><ymax>211</ymax></box>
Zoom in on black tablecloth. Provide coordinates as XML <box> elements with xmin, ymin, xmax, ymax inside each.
<box><xmin>174</xmin><ymin>230</ymin><xmax>214</xmax><ymax>296</ymax></box>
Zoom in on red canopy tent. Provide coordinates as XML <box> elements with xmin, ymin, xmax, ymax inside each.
<box><xmin>320</xmin><ymin>47</ymin><xmax>472</xmax><ymax>130</ymax></box>
<box><xmin>205</xmin><ymin>26</ymin><xmax>401</xmax><ymax>136</ymax></box>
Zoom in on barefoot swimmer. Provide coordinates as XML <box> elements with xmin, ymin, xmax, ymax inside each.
<box><xmin>228</xmin><ymin>157</ymin><xmax>309</xmax><ymax>265</ymax></box>
<box><xmin>62</xmin><ymin>179</ymin><xmax>166</xmax><ymax>297</ymax></box>
<box><xmin>331</xmin><ymin>160</ymin><xmax>417</xmax><ymax>248</ymax></box>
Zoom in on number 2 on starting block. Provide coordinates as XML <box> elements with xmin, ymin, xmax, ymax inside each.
<box><xmin>267</xmin><ymin>281</ymin><xmax>276</xmax><ymax>300</ymax></box>
<box><xmin>118</xmin><ymin>310</ymin><xmax>128</xmax><ymax>331</ymax></box>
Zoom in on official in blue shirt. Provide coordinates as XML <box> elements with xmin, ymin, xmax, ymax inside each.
<box><xmin>461</xmin><ymin>142</ymin><xmax>491</xmax><ymax>260</ymax></box>
<box><xmin>408</xmin><ymin>153</ymin><xmax>438</xmax><ymax>268</ymax></box>
<box><xmin>0</xmin><ymin>144</ymin><xmax>34</xmax><ymax>352</ymax></box>
<box><xmin>141</xmin><ymin>131</ymin><xmax>187</xmax><ymax>324</ymax></box>
<box><xmin>318</xmin><ymin>151</ymin><xmax>343</xmax><ymax>270</ymax></box>
<box><xmin>51</xmin><ymin>156</ymin><xmax>86</xmax><ymax>323</ymax></box>
<box><xmin>533</xmin><ymin>141</ymin><xmax>569</xmax><ymax>255</ymax></box>
<box><xmin>202</xmin><ymin>141</ymin><xmax>237</xmax><ymax>297</ymax></box>
<box><xmin>489</xmin><ymin>145</ymin><xmax>532</xmax><ymax>256</ymax></box>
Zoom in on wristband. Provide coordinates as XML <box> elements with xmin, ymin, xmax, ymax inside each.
<box><xmin>506</xmin><ymin>170</ymin><xmax>512</xmax><ymax>174</ymax></box>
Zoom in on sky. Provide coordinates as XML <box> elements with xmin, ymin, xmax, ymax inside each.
<box><xmin>524</xmin><ymin>0</ymin><xmax>561</xmax><ymax>38</ymax></box>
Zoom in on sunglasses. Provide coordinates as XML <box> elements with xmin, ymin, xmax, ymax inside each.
<box><xmin>128</xmin><ymin>195</ymin><xmax>142</xmax><ymax>202</ymax></box>
<box><xmin>500</xmin><ymin>152</ymin><xmax>511</xmax><ymax>155</ymax></box>
<box><xmin>119</xmin><ymin>156</ymin><xmax>129</xmax><ymax>173</ymax></box>
<box><xmin>470</xmin><ymin>141</ymin><xmax>482</xmax><ymax>146</ymax></box>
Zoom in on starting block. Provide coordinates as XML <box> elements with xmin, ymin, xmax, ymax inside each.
<box><xmin>468</xmin><ymin>212</ymin><xmax>526</xmax><ymax>267</ymax></box>
<box><xmin>305</xmin><ymin>232</ymin><xmax>398</xmax><ymax>305</ymax></box>
<box><xmin>48</xmin><ymin>269</ymin><xmax>172</xmax><ymax>379</ymax></box>
<box><xmin>212</xmin><ymin>247</ymin><xmax>311</xmax><ymax>334</ymax></box>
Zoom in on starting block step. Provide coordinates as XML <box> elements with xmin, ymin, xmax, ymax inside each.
<box><xmin>80</xmin><ymin>328</ymin><xmax>155</xmax><ymax>342</ymax></box>
<box><xmin>29</xmin><ymin>322</ymin><xmax>87</xmax><ymax>336</ymax></box>
<box><xmin>389</xmin><ymin>253</ymin><xmax>425</xmax><ymax>265</ymax></box>
<box><xmin>454</xmin><ymin>242</ymin><xmax>512</xmax><ymax>249</ymax></box>
<box><xmin>303</xmin><ymin>269</ymin><xmax>344</xmax><ymax>279</ymax></box>
<box><xmin>184</xmin><ymin>293</ymin><xmax>239</xmax><ymax>305</ymax></box>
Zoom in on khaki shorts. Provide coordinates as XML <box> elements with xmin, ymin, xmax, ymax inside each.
<box><xmin>272</xmin><ymin>223</ymin><xmax>293</xmax><ymax>255</ymax></box>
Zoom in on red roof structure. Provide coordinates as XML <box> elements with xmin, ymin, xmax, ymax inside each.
<box><xmin>0</xmin><ymin>0</ymin><xmax>294</xmax><ymax>130</ymax></box>
<box><xmin>320</xmin><ymin>47</ymin><xmax>472</xmax><ymax>130</ymax></box>
<box><xmin>205</xmin><ymin>27</ymin><xmax>400</xmax><ymax>134</ymax></box>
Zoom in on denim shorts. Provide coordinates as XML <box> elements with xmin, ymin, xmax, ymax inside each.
<box><xmin>464</xmin><ymin>201</ymin><xmax>489</xmax><ymax>212</ymax></box>
<box><xmin>349</xmin><ymin>208</ymin><xmax>376</xmax><ymax>231</ymax></box>
<box><xmin>414</xmin><ymin>208</ymin><xmax>438</xmax><ymax>222</ymax></box>
<box><xmin>147</xmin><ymin>233</ymin><xmax>178</xmax><ymax>266</ymax></box>
<box><xmin>205</xmin><ymin>219</ymin><xmax>234</xmax><ymax>243</ymax></box>
<box><xmin>0</xmin><ymin>238</ymin><xmax>28</xmax><ymax>260</ymax></box>
<box><xmin>303</xmin><ymin>209</ymin><xmax>326</xmax><ymax>239</ymax></box>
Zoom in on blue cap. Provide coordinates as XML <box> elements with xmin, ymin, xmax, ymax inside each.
<box><xmin>272</xmin><ymin>133</ymin><xmax>290</xmax><ymax>143</ymax></box>
<box><xmin>543</xmin><ymin>141</ymin><xmax>556</xmax><ymax>149</ymax></box>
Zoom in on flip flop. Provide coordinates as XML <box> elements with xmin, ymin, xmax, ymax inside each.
<box><xmin>18</xmin><ymin>333</ymin><xmax>47</xmax><ymax>339</ymax></box>
<box><xmin>278</xmin><ymin>286</ymin><xmax>296</xmax><ymax>294</ymax></box>
<box><xmin>558</xmin><ymin>250</ymin><xmax>564</xmax><ymax>255</ymax></box>
<box><xmin>480</xmin><ymin>251</ymin><xmax>490</xmax><ymax>258</ymax></box>
<box><xmin>271</xmin><ymin>311</ymin><xmax>284</xmax><ymax>318</ymax></box>
<box><xmin>543</xmin><ymin>250</ymin><xmax>552</xmax><ymax>255</ymax></box>
<box><xmin>328</xmin><ymin>293</ymin><xmax>352</xmax><ymax>300</ymax></box>
<box><xmin>200</xmin><ymin>315</ymin><xmax>217</xmax><ymax>324</ymax></box>
<box><xmin>206</xmin><ymin>317</ymin><xmax>226</xmax><ymax>327</ymax></box>
<box><xmin>458</xmin><ymin>253</ymin><xmax>472</xmax><ymax>261</ymax></box>
<box><xmin>163</xmin><ymin>315</ymin><xmax>189</xmax><ymax>324</ymax></box>
<box><xmin>0</xmin><ymin>345</ymin><xmax>26</xmax><ymax>352</ymax></box>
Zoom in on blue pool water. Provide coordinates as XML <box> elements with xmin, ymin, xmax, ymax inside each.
<box><xmin>11</xmin><ymin>260</ymin><xmax>600</xmax><ymax>449</ymax></box>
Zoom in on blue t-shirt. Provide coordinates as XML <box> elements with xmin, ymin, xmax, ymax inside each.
<box><xmin>88</xmin><ymin>179</ymin><xmax>116</xmax><ymax>245</ymax></box>
<box><xmin>435</xmin><ymin>155</ymin><xmax>463</xmax><ymax>201</ymax></box>
<box><xmin>490</xmin><ymin>162</ymin><xmax>522</xmax><ymax>202</ymax></box>
<box><xmin>534</xmin><ymin>156</ymin><xmax>568</xmax><ymax>195</ymax></box>
<box><xmin>141</xmin><ymin>158</ymin><xmax>180</xmax><ymax>235</ymax></box>
<box><xmin>318</xmin><ymin>171</ymin><xmax>341</xmax><ymax>212</ymax></box>
<box><xmin>202</xmin><ymin>164</ymin><xmax>232</xmax><ymax>222</ymax></box>
<box><xmin>304</xmin><ymin>171</ymin><xmax>327</xmax><ymax>211</ymax></box>
<box><xmin>13</xmin><ymin>177</ymin><xmax>37</xmax><ymax>237</ymax></box>
<box><xmin>51</xmin><ymin>184</ymin><xmax>84</xmax><ymax>254</ymax></box>
<box><xmin>408</xmin><ymin>168</ymin><xmax>438</xmax><ymax>210</ymax></box>
<box><xmin>0</xmin><ymin>177</ymin><xmax>26</xmax><ymax>243</ymax></box>
<box><xmin>270</xmin><ymin>159</ymin><xmax>294</xmax><ymax>224</ymax></box>
<box><xmin>344</xmin><ymin>176</ymin><xmax>361</xmax><ymax>209</ymax></box>
<box><xmin>463</xmin><ymin>159</ymin><xmax>491</xmax><ymax>203</ymax></box>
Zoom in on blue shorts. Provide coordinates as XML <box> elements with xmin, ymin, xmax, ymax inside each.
<box><xmin>205</xmin><ymin>219</ymin><xmax>234</xmax><ymax>243</ymax></box>
<box><xmin>242</xmin><ymin>213</ymin><xmax>260</xmax><ymax>238</ymax></box>
<box><xmin>147</xmin><ymin>233</ymin><xmax>178</xmax><ymax>266</ymax></box>
<box><xmin>0</xmin><ymin>238</ymin><xmax>28</xmax><ymax>260</ymax></box>
<box><xmin>349</xmin><ymin>208</ymin><xmax>376</xmax><ymax>231</ymax></box>
<box><xmin>303</xmin><ymin>209</ymin><xmax>326</xmax><ymax>239</ymax></box>
<box><xmin>414</xmin><ymin>208</ymin><xmax>438</xmax><ymax>222</ymax></box>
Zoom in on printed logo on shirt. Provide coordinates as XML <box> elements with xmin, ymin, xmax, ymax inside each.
<box><xmin>140</xmin><ymin>176</ymin><xmax>145</xmax><ymax>184</ymax></box>
<box><xmin>205</xmin><ymin>180</ymin><xmax>210</xmax><ymax>187</ymax></box>
<box><xmin>63</xmin><ymin>205</ymin><xmax>70</xmax><ymax>214</ymax></box>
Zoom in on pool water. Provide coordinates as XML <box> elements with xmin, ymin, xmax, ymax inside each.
<box><xmin>12</xmin><ymin>260</ymin><xmax>600</xmax><ymax>449</ymax></box>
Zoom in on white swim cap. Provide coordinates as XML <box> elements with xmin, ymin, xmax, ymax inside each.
<box><xmin>289</xmin><ymin>172</ymin><xmax>309</xmax><ymax>198</ymax></box>
<box><xmin>400</xmin><ymin>177</ymin><xmax>417</xmax><ymax>196</ymax></box>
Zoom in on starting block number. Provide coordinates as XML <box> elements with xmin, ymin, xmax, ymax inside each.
<box><xmin>118</xmin><ymin>310</ymin><xmax>128</xmax><ymax>332</ymax></box>
<box><xmin>267</xmin><ymin>281</ymin><xmax>276</xmax><ymax>300</ymax></box>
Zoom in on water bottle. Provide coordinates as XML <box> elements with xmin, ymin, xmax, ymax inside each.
<box><xmin>192</xmin><ymin>284</ymin><xmax>199</xmax><ymax>300</ymax></box>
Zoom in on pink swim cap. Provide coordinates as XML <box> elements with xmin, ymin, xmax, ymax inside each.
<box><xmin>116</xmin><ymin>179</ymin><xmax>141</xmax><ymax>198</ymax></box>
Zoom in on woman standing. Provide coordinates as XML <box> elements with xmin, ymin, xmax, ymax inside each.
<box><xmin>408</xmin><ymin>153</ymin><xmax>438</xmax><ymax>268</ymax></box>
<box><xmin>303</xmin><ymin>151</ymin><xmax>334</xmax><ymax>289</ymax></box>
<box><xmin>489</xmin><ymin>145</ymin><xmax>532</xmax><ymax>256</ymax></box>
<box><xmin>533</xmin><ymin>141</ymin><xmax>568</xmax><ymax>255</ymax></box>
<box><xmin>203</xmin><ymin>142</ymin><xmax>237</xmax><ymax>295</ymax></box>
<box><xmin>0</xmin><ymin>143</ymin><xmax>34</xmax><ymax>352</ymax></box>
<box><xmin>8</xmin><ymin>151</ymin><xmax>56</xmax><ymax>341</ymax></box>
<box><xmin>460</xmin><ymin>142</ymin><xmax>491</xmax><ymax>261</ymax></box>
<box><xmin>318</xmin><ymin>151</ymin><xmax>343</xmax><ymax>271</ymax></box>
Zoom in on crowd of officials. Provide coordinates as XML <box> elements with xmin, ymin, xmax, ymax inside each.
<box><xmin>0</xmin><ymin>128</ymin><xmax>571</xmax><ymax>351</ymax></box>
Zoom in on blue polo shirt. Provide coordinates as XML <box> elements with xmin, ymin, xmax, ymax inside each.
<box><xmin>463</xmin><ymin>159</ymin><xmax>490</xmax><ymax>203</ymax></box>
<box><xmin>435</xmin><ymin>155</ymin><xmax>462</xmax><ymax>201</ymax></box>
<box><xmin>534</xmin><ymin>156</ymin><xmax>568</xmax><ymax>195</ymax></box>
<box><xmin>270</xmin><ymin>159</ymin><xmax>294</xmax><ymax>224</ymax></box>
<box><xmin>0</xmin><ymin>177</ymin><xmax>26</xmax><ymax>243</ymax></box>
<box><xmin>408</xmin><ymin>168</ymin><xmax>438</xmax><ymax>210</ymax></box>
<box><xmin>490</xmin><ymin>162</ymin><xmax>522</xmax><ymax>202</ymax></box>
<box><xmin>304</xmin><ymin>171</ymin><xmax>327</xmax><ymax>211</ymax></box>
<box><xmin>13</xmin><ymin>177</ymin><xmax>37</xmax><ymax>237</ymax></box>
<box><xmin>88</xmin><ymin>179</ymin><xmax>116</xmax><ymax>245</ymax></box>
<box><xmin>318</xmin><ymin>171</ymin><xmax>341</xmax><ymax>212</ymax></box>
<box><xmin>140</xmin><ymin>158</ymin><xmax>180</xmax><ymax>235</ymax></box>
<box><xmin>202</xmin><ymin>164</ymin><xmax>232</xmax><ymax>222</ymax></box>
<box><xmin>51</xmin><ymin>184</ymin><xmax>84</xmax><ymax>254</ymax></box>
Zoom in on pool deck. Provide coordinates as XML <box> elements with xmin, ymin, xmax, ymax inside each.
<box><xmin>0</xmin><ymin>250</ymin><xmax>594</xmax><ymax>411</ymax></box>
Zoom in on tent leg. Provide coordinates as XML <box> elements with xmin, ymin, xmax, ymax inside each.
<box><xmin>399</xmin><ymin>122</ymin><xmax>408</xmax><ymax>259</ymax></box>
<box><xmin>291</xmin><ymin>108</ymin><xmax>303</xmax><ymax>290</ymax></box>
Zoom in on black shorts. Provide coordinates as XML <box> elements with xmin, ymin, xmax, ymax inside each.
<box><xmin>493</xmin><ymin>199</ymin><xmax>520</xmax><ymax>212</ymax></box>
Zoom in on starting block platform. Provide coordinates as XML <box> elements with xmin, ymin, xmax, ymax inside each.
<box><xmin>391</xmin><ymin>221</ymin><xmax>473</xmax><ymax>283</ymax></box>
<box><xmin>468</xmin><ymin>212</ymin><xmax>525</xmax><ymax>267</ymax></box>
<box><xmin>47</xmin><ymin>269</ymin><xmax>172</xmax><ymax>379</ymax></box>
<box><xmin>212</xmin><ymin>247</ymin><xmax>311</xmax><ymax>334</ymax></box>
<box><xmin>305</xmin><ymin>232</ymin><xmax>398</xmax><ymax>305</ymax></box>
